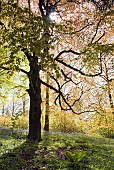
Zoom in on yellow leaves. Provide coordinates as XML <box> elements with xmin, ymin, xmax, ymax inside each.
<box><xmin>49</xmin><ymin>110</ymin><xmax>83</xmax><ymax>133</ymax></box>
<box><xmin>0</xmin><ymin>115</ymin><xmax>29</xmax><ymax>130</ymax></box>
<box><xmin>0</xmin><ymin>116</ymin><xmax>12</xmax><ymax>128</ymax></box>
<box><xmin>87</xmin><ymin>107</ymin><xmax>114</xmax><ymax>136</ymax></box>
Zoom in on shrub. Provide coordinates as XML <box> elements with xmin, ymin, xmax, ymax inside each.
<box><xmin>50</xmin><ymin>111</ymin><xmax>84</xmax><ymax>133</ymax></box>
<box><xmin>18</xmin><ymin>115</ymin><xmax>29</xmax><ymax>130</ymax></box>
<box><xmin>11</xmin><ymin>115</ymin><xmax>29</xmax><ymax>130</ymax></box>
<box><xmin>86</xmin><ymin>108</ymin><xmax>114</xmax><ymax>137</ymax></box>
<box><xmin>98</xmin><ymin>127</ymin><xmax>114</xmax><ymax>139</ymax></box>
<box><xmin>0</xmin><ymin>116</ymin><xmax>12</xmax><ymax>128</ymax></box>
<box><xmin>0</xmin><ymin>115</ymin><xmax>28</xmax><ymax>130</ymax></box>
<box><xmin>65</xmin><ymin>151</ymin><xmax>88</xmax><ymax>169</ymax></box>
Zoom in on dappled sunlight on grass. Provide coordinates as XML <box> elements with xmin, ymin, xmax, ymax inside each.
<box><xmin>0</xmin><ymin>130</ymin><xmax>114</xmax><ymax>170</ymax></box>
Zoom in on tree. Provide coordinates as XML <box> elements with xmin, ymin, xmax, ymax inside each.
<box><xmin>0</xmin><ymin>0</ymin><xmax>114</xmax><ymax>141</ymax></box>
<box><xmin>100</xmin><ymin>55</ymin><xmax>114</xmax><ymax>110</ymax></box>
<box><xmin>44</xmin><ymin>72</ymin><xmax>50</xmax><ymax>131</ymax></box>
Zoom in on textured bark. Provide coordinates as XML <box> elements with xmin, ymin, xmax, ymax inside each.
<box><xmin>27</xmin><ymin>56</ymin><xmax>42</xmax><ymax>141</ymax></box>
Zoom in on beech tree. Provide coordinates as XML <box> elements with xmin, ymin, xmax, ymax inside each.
<box><xmin>0</xmin><ymin>0</ymin><xmax>114</xmax><ymax>141</ymax></box>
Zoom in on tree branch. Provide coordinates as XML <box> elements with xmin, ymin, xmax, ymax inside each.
<box><xmin>91</xmin><ymin>17</ymin><xmax>105</xmax><ymax>43</ymax></box>
<box><xmin>20</xmin><ymin>68</ymin><xmax>29</xmax><ymax>76</ymax></box>
<box><xmin>54</xmin><ymin>49</ymin><xmax>81</xmax><ymax>60</ymax></box>
<box><xmin>61</xmin><ymin>69</ymin><xmax>83</xmax><ymax>86</ymax></box>
<box><xmin>40</xmin><ymin>79</ymin><xmax>59</xmax><ymax>93</ymax></box>
<box><xmin>93</xmin><ymin>32</ymin><xmax>105</xmax><ymax>44</ymax></box>
<box><xmin>41</xmin><ymin>73</ymin><xmax>97</xmax><ymax>114</ymax></box>
<box><xmin>0</xmin><ymin>66</ymin><xmax>29</xmax><ymax>77</ymax></box>
<box><xmin>59</xmin><ymin>23</ymin><xmax>92</xmax><ymax>35</ymax></box>
<box><xmin>39</xmin><ymin>0</ymin><xmax>45</xmax><ymax>16</ymax></box>
<box><xmin>0</xmin><ymin>66</ymin><xmax>10</xmax><ymax>71</ymax></box>
<box><xmin>87</xmin><ymin>0</ymin><xmax>113</xmax><ymax>10</ymax></box>
<box><xmin>22</xmin><ymin>48</ymin><xmax>32</xmax><ymax>62</ymax></box>
<box><xmin>55</xmin><ymin>51</ymin><xmax>102</xmax><ymax>77</ymax></box>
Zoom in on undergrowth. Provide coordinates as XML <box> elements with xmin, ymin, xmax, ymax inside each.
<box><xmin>0</xmin><ymin>129</ymin><xmax>114</xmax><ymax>170</ymax></box>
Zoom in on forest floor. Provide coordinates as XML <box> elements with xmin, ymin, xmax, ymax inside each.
<box><xmin>0</xmin><ymin>128</ymin><xmax>114</xmax><ymax>170</ymax></box>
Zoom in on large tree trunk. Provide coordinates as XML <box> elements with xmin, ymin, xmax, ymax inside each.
<box><xmin>27</xmin><ymin>56</ymin><xmax>42</xmax><ymax>141</ymax></box>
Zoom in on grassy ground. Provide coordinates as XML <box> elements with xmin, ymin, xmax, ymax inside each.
<box><xmin>0</xmin><ymin>129</ymin><xmax>114</xmax><ymax>170</ymax></box>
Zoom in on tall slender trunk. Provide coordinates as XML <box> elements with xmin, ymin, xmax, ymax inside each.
<box><xmin>22</xmin><ymin>96</ymin><xmax>26</xmax><ymax>115</ymax></box>
<box><xmin>27</xmin><ymin>56</ymin><xmax>42</xmax><ymax>141</ymax></box>
<box><xmin>12</xmin><ymin>100</ymin><xmax>15</xmax><ymax>116</ymax></box>
<box><xmin>104</xmin><ymin>61</ymin><xmax>114</xmax><ymax>114</ymax></box>
<box><xmin>2</xmin><ymin>105</ymin><xmax>4</xmax><ymax>116</ymax></box>
<box><xmin>44</xmin><ymin>73</ymin><xmax>49</xmax><ymax>131</ymax></box>
<box><xmin>107</xmin><ymin>83</ymin><xmax>114</xmax><ymax>120</ymax></box>
<box><xmin>107</xmin><ymin>86</ymin><xmax>114</xmax><ymax>110</ymax></box>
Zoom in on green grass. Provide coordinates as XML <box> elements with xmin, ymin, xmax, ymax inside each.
<box><xmin>0</xmin><ymin>129</ymin><xmax>114</xmax><ymax>170</ymax></box>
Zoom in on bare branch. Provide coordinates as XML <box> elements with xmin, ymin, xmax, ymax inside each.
<box><xmin>40</xmin><ymin>79</ymin><xmax>59</xmax><ymax>93</ymax></box>
<box><xmin>108</xmin><ymin>78</ymin><xmax>114</xmax><ymax>82</ymax></box>
<box><xmin>94</xmin><ymin>32</ymin><xmax>105</xmax><ymax>44</ymax></box>
<box><xmin>61</xmin><ymin>69</ymin><xmax>82</xmax><ymax>86</ymax></box>
<box><xmin>53</xmin><ymin>0</ymin><xmax>61</xmax><ymax>6</ymax></box>
<box><xmin>88</xmin><ymin>0</ymin><xmax>113</xmax><ymax>10</ymax></box>
<box><xmin>0</xmin><ymin>66</ymin><xmax>10</xmax><ymax>71</ymax></box>
<box><xmin>54</xmin><ymin>49</ymin><xmax>81</xmax><ymax>60</ymax></box>
<box><xmin>0</xmin><ymin>66</ymin><xmax>29</xmax><ymax>76</ymax></box>
<box><xmin>60</xmin><ymin>23</ymin><xmax>92</xmax><ymax>35</ymax></box>
<box><xmin>75</xmin><ymin>23</ymin><xmax>92</xmax><ymax>33</ymax></box>
<box><xmin>55</xmin><ymin>52</ymin><xmax>102</xmax><ymax>77</ymax></box>
<box><xmin>41</xmin><ymin>74</ymin><xmax>96</xmax><ymax>115</ymax></box>
<box><xmin>41</xmin><ymin>76</ymin><xmax>79</xmax><ymax>113</ymax></box>
<box><xmin>50</xmin><ymin>75</ymin><xmax>91</xmax><ymax>113</ymax></box>
<box><xmin>91</xmin><ymin>17</ymin><xmax>105</xmax><ymax>43</ymax></box>
<box><xmin>20</xmin><ymin>68</ymin><xmax>29</xmax><ymax>76</ymax></box>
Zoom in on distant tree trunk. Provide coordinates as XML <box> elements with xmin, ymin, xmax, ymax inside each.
<box><xmin>44</xmin><ymin>73</ymin><xmax>49</xmax><ymax>131</ymax></box>
<box><xmin>107</xmin><ymin>85</ymin><xmax>114</xmax><ymax>110</ymax></box>
<box><xmin>104</xmin><ymin>61</ymin><xmax>114</xmax><ymax>113</ymax></box>
<box><xmin>27</xmin><ymin>55</ymin><xmax>42</xmax><ymax>141</ymax></box>
<box><xmin>22</xmin><ymin>96</ymin><xmax>26</xmax><ymax>115</ymax></box>
<box><xmin>0</xmin><ymin>1</ymin><xmax>1</xmax><ymax>13</ymax></box>
<box><xmin>12</xmin><ymin>100</ymin><xmax>15</xmax><ymax>116</ymax></box>
<box><xmin>2</xmin><ymin>105</ymin><xmax>5</xmax><ymax>116</ymax></box>
<box><xmin>107</xmin><ymin>83</ymin><xmax>114</xmax><ymax>120</ymax></box>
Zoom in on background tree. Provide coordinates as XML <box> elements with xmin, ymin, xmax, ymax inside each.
<box><xmin>44</xmin><ymin>72</ymin><xmax>50</xmax><ymax>131</ymax></box>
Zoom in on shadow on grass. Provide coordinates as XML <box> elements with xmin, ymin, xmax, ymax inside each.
<box><xmin>0</xmin><ymin>130</ymin><xmax>91</xmax><ymax>170</ymax></box>
<box><xmin>0</xmin><ymin>127</ymin><xmax>13</xmax><ymax>139</ymax></box>
<box><xmin>0</xmin><ymin>127</ymin><xmax>28</xmax><ymax>139</ymax></box>
<box><xmin>1</xmin><ymin>130</ymin><xmax>114</xmax><ymax>170</ymax></box>
<box><xmin>0</xmin><ymin>137</ymin><xmax>39</xmax><ymax>170</ymax></box>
